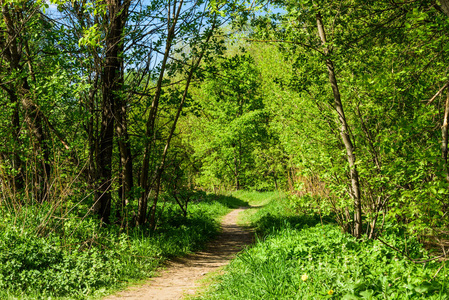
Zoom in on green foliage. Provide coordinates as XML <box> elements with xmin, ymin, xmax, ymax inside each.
<box><xmin>187</xmin><ymin>53</ymin><xmax>276</xmax><ymax>190</ymax></box>
<box><xmin>3</xmin><ymin>0</ymin><xmax>449</xmax><ymax>297</ymax></box>
<box><xmin>0</xmin><ymin>193</ymin><xmax>241</xmax><ymax>299</ymax></box>
<box><xmin>237</xmin><ymin>0</ymin><xmax>449</xmax><ymax>237</ymax></box>
<box><xmin>198</xmin><ymin>197</ymin><xmax>448</xmax><ymax>300</ymax></box>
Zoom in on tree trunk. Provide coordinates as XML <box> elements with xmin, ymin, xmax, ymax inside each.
<box><xmin>442</xmin><ymin>89</ymin><xmax>449</xmax><ymax>181</ymax></box>
<box><xmin>148</xmin><ymin>39</ymin><xmax>212</xmax><ymax>228</ymax></box>
<box><xmin>96</xmin><ymin>0</ymin><xmax>130</xmax><ymax>223</ymax></box>
<box><xmin>137</xmin><ymin>1</ymin><xmax>183</xmax><ymax>226</ymax></box>
<box><xmin>440</xmin><ymin>0</ymin><xmax>449</xmax><ymax>18</ymax></box>
<box><xmin>87</xmin><ymin>75</ymin><xmax>99</xmax><ymax>188</ymax></box>
<box><xmin>146</xmin><ymin>19</ymin><xmax>217</xmax><ymax>229</ymax></box>
<box><xmin>116</xmin><ymin>97</ymin><xmax>133</xmax><ymax>208</ymax></box>
<box><xmin>316</xmin><ymin>11</ymin><xmax>362</xmax><ymax>238</ymax></box>
<box><xmin>116</xmin><ymin>6</ymin><xmax>133</xmax><ymax>212</ymax></box>
<box><xmin>233</xmin><ymin>146</ymin><xmax>241</xmax><ymax>190</ymax></box>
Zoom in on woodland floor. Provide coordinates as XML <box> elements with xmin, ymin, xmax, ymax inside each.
<box><xmin>103</xmin><ymin>207</ymin><xmax>254</xmax><ymax>300</ymax></box>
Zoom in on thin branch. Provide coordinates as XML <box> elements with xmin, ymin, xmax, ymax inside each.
<box><xmin>426</xmin><ymin>82</ymin><xmax>449</xmax><ymax>106</ymax></box>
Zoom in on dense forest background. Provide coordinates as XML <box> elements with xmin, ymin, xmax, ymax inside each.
<box><xmin>1</xmin><ymin>0</ymin><xmax>449</xmax><ymax>298</ymax></box>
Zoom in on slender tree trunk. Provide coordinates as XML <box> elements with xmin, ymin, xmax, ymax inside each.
<box><xmin>87</xmin><ymin>75</ymin><xmax>99</xmax><ymax>188</ymax></box>
<box><xmin>138</xmin><ymin>0</ymin><xmax>184</xmax><ymax>226</ymax></box>
<box><xmin>115</xmin><ymin>29</ymin><xmax>133</xmax><ymax>213</ymax></box>
<box><xmin>316</xmin><ymin>12</ymin><xmax>362</xmax><ymax>238</ymax></box>
<box><xmin>148</xmin><ymin>50</ymin><xmax>209</xmax><ymax>229</ymax></box>
<box><xmin>233</xmin><ymin>145</ymin><xmax>241</xmax><ymax>190</ymax></box>
<box><xmin>439</xmin><ymin>87</ymin><xmax>449</xmax><ymax>220</ymax></box>
<box><xmin>442</xmin><ymin>89</ymin><xmax>449</xmax><ymax>181</ymax></box>
<box><xmin>97</xmin><ymin>63</ymin><xmax>116</xmax><ymax>223</ymax></box>
<box><xmin>146</xmin><ymin>21</ymin><xmax>217</xmax><ymax>229</ymax></box>
<box><xmin>116</xmin><ymin>98</ymin><xmax>133</xmax><ymax>208</ymax></box>
<box><xmin>234</xmin><ymin>151</ymin><xmax>240</xmax><ymax>190</ymax></box>
<box><xmin>71</xmin><ymin>1</ymin><xmax>102</xmax><ymax>188</ymax></box>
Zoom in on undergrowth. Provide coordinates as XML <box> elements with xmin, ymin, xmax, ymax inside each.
<box><xmin>198</xmin><ymin>193</ymin><xmax>448</xmax><ymax>299</ymax></box>
<box><xmin>0</xmin><ymin>192</ymin><xmax>247</xmax><ymax>299</ymax></box>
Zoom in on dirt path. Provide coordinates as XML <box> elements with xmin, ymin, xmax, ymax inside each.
<box><xmin>104</xmin><ymin>207</ymin><xmax>254</xmax><ymax>300</ymax></box>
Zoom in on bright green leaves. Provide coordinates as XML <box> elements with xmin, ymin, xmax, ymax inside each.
<box><xmin>249</xmin><ymin>0</ymin><xmax>449</xmax><ymax>237</ymax></box>
<box><xmin>187</xmin><ymin>53</ymin><xmax>272</xmax><ymax>189</ymax></box>
<box><xmin>78</xmin><ymin>24</ymin><xmax>102</xmax><ymax>48</ymax></box>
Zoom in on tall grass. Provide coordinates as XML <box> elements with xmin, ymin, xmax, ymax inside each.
<box><xmin>197</xmin><ymin>194</ymin><xmax>448</xmax><ymax>299</ymax></box>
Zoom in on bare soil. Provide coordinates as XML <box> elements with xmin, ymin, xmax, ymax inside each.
<box><xmin>103</xmin><ymin>207</ymin><xmax>254</xmax><ymax>300</ymax></box>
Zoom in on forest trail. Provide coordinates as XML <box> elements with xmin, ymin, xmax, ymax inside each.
<box><xmin>103</xmin><ymin>207</ymin><xmax>254</xmax><ymax>300</ymax></box>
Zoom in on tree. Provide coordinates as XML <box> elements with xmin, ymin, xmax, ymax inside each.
<box><xmin>187</xmin><ymin>53</ymin><xmax>269</xmax><ymax>190</ymax></box>
<box><xmin>247</xmin><ymin>0</ymin><xmax>449</xmax><ymax>239</ymax></box>
<box><xmin>0</xmin><ymin>0</ymin><xmax>59</xmax><ymax>202</ymax></box>
<box><xmin>56</xmin><ymin>0</ymin><xmax>230</xmax><ymax>226</ymax></box>
<box><xmin>95</xmin><ymin>0</ymin><xmax>132</xmax><ymax>223</ymax></box>
<box><xmin>314</xmin><ymin>9</ymin><xmax>362</xmax><ymax>238</ymax></box>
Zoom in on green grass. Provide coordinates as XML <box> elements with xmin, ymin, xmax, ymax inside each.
<box><xmin>225</xmin><ymin>190</ymin><xmax>284</xmax><ymax>226</ymax></box>
<box><xmin>197</xmin><ymin>194</ymin><xmax>449</xmax><ymax>300</ymax></box>
<box><xmin>228</xmin><ymin>190</ymin><xmax>281</xmax><ymax>207</ymax></box>
<box><xmin>0</xmin><ymin>192</ymin><xmax>248</xmax><ymax>299</ymax></box>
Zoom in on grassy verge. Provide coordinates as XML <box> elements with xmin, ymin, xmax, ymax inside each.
<box><xmin>226</xmin><ymin>190</ymin><xmax>283</xmax><ymax>226</ymax></box>
<box><xmin>0</xmin><ymin>192</ymin><xmax>248</xmax><ymax>299</ymax></box>
<box><xmin>197</xmin><ymin>193</ymin><xmax>448</xmax><ymax>299</ymax></box>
